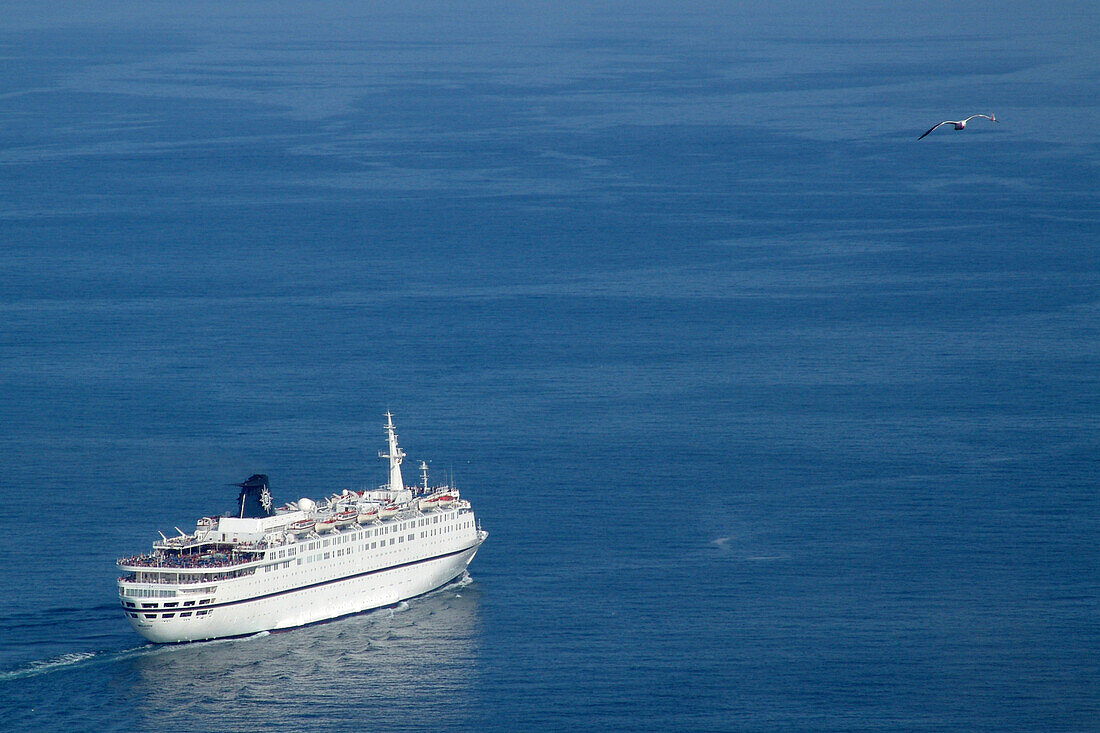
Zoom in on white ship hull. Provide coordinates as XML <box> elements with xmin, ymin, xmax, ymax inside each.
<box><xmin>122</xmin><ymin>528</ymin><xmax>485</xmax><ymax>643</ymax></box>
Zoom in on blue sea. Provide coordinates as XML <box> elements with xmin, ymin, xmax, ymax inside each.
<box><xmin>1</xmin><ymin>1</ymin><xmax>1097</xmax><ymax>730</ymax></box>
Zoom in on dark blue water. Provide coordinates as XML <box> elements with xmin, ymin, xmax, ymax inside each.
<box><xmin>1</xmin><ymin>1</ymin><xmax>1097</xmax><ymax>729</ymax></box>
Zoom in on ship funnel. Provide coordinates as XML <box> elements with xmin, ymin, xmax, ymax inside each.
<box><xmin>234</xmin><ymin>474</ymin><xmax>276</xmax><ymax>518</ymax></box>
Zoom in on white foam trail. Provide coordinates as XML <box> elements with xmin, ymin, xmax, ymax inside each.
<box><xmin>386</xmin><ymin>600</ymin><xmax>411</xmax><ymax>618</ymax></box>
<box><xmin>1</xmin><ymin>650</ymin><xmax>105</xmax><ymax>682</ymax></box>
<box><xmin>0</xmin><ymin>641</ymin><xmax>200</xmax><ymax>682</ymax></box>
<box><xmin>14</xmin><ymin>651</ymin><xmax>97</xmax><ymax>678</ymax></box>
<box><xmin>0</xmin><ymin>627</ymin><xmax>289</xmax><ymax>682</ymax></box>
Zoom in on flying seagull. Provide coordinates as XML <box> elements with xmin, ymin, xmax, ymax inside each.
<box><xmin>918</xmin><ymin>113</ymin><xmax>998</xmax><ymax>140</ymax></box>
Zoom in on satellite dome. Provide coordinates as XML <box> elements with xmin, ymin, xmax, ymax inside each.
<box><xmin>298</xmin><ymin>497</ymin><xmax>315</xmax><ymax>512</ymax></box>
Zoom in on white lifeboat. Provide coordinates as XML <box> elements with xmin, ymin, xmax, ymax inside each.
<box><xmin>335</xmin><ymin>508</ymin><xmax>358</xmax><ymax>527</ymax></box>
<box><xmin>419</xmin><ymin>493</ymin><xmax>455</xmax><ymax>511</ymax></box>
<box><xmin>289</xmin><ymin>518</ymin><xmax>315</xmax><ymax>536</ymax></box>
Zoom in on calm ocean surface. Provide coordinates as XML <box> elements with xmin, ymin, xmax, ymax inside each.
<box><xmin>1</xmin><ymin>1</ymin><xmax>1097</xmax><ymax>730</ymax></box>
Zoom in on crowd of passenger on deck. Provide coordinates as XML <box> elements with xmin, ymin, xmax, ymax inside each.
<box><xmin>117</xmin><ymin>552</ymin><xmax>246</xmax><ymax>569</ymax></box>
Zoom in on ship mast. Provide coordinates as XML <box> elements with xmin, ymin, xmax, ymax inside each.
<box><xmin>419</xmin><ymin>461</ymin><xmax>429</xmax><ymax>493</ymax></box>
<box><xmin>379</xmin><ymin>411</ymin><xmax>405</xmax><ymax>492</ymax></box>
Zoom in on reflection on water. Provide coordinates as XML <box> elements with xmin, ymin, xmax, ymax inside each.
<box><xmin>122</xmin><ymin>579</ymin><xmax>482</xmax><ymax>731</ymax></box>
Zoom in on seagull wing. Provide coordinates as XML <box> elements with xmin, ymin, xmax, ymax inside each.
<box><xmin>918</xmin><ymin>121</ymin><xmax>950</xmax><ymax>140</ymax></box>
<box><xmin>962</xmin><ymin>114</ymin><xmax>991</xmax><ymax>124</ymax></box>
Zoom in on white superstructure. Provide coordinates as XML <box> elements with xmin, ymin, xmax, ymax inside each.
<box><xmin>117</xmin><ymin>414</ymin><xmax>487</xmax><ymax>643</ymax></box>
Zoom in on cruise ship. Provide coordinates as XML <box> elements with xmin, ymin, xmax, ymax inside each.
<box><xmin>117</xmin><ymin>413</ymin><xmax>487</xmax><ymax>643</ymax></box>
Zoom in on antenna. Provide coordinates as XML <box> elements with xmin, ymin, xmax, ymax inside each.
<box><xmin>378</xmin><ymin>411</ymin><xmax>405</xmax><ymax>491</ymax></box>
<box><xmin>420</xmin><ymin>460</ymin><xmax>429</xmax><ymax>493</ymax></box>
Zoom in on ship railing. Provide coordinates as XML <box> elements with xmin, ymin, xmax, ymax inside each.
<box><xmin>117</xmin><ymin>552</ymin><xmax>256</xmax><ymax>571</ymax></box>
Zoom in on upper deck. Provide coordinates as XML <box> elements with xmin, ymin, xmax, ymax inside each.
<box><xmin>118</xmin><ymin>498</ymin><xmax>472</xmax><ymax>585</ymax></box>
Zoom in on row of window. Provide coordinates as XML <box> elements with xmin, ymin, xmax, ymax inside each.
<box><xmin>263</xmin><ymin>560</ymin><xmax>294</xmax><ymax>572</ymax></box>
<box><xmin>419</xmin><ymin>519</ymin><xmax>472</xmax><ymax>539</ymax></box>
<box><xmin>124</xmin><ymin>597</ymin><xmax>213</xmax><ymax>610</ymax></box>
<box><xmin>266</xmin><ymin>538</ymin><xmax>390</xmax><ymax>571</ymax></box>
<box><xmin>126</xmin><ymin>609</ymin><xmax>211</xmax><ymax>620</ymax></box>
<box><xmin>122</xmin><ymin>587</ymin><xmax>177</xmax><ymax>598</ymax></box>
<box><xmin>276</xmin><ymin>517</ymin><xmax>446</xmax><ymax>558</ymax></box>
